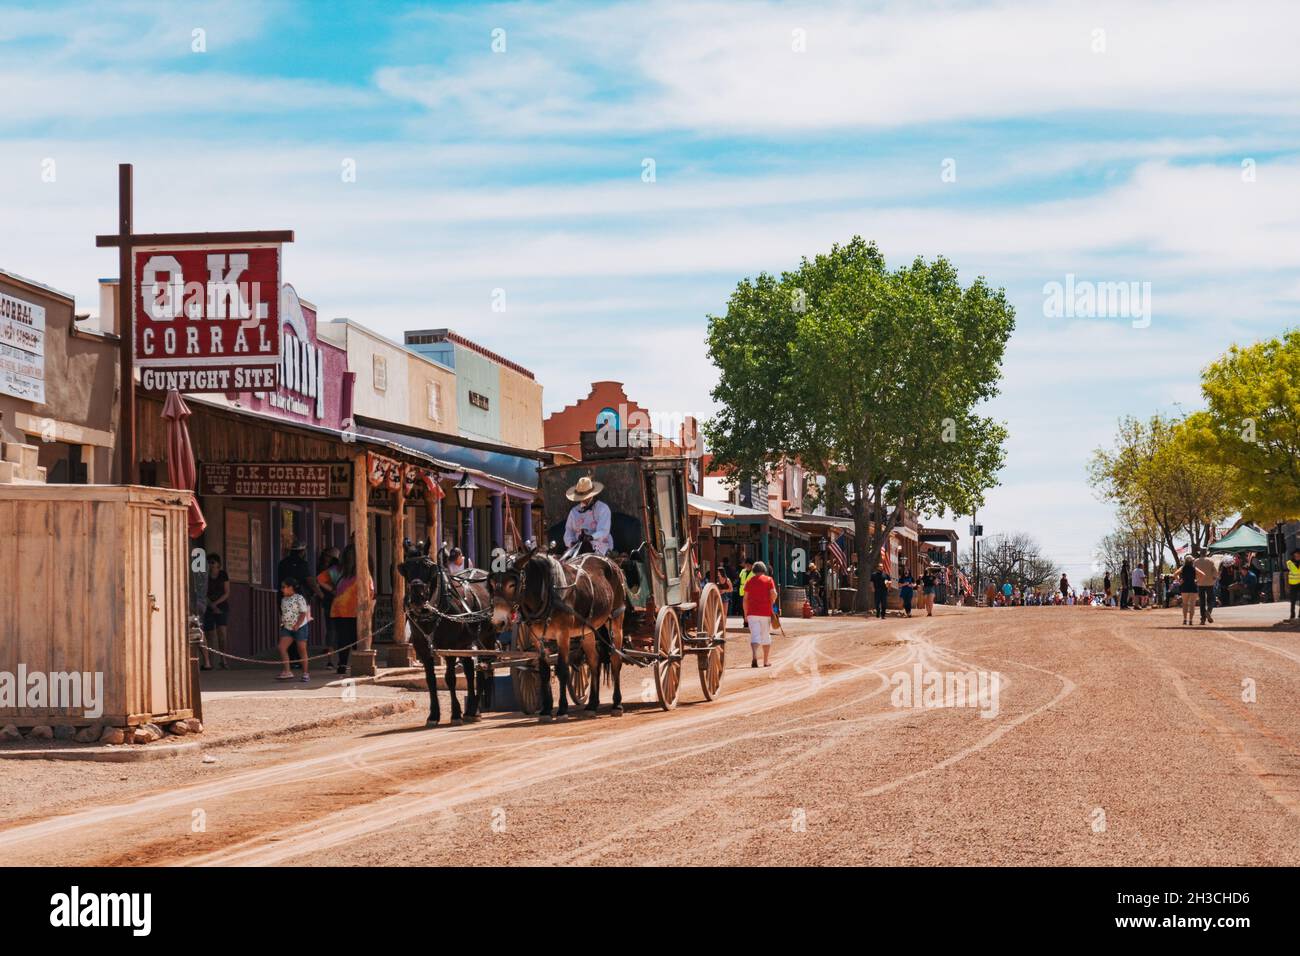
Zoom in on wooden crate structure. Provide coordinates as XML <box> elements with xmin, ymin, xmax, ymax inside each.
<box><xmin>0</xmin><ymin>484</ymin><xmax>194</xmax><ymax>728</ymax></box>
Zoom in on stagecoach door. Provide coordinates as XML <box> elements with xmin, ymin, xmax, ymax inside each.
<box><xmin>652</xmin><ymin>471</ymin><xmax>684</xmax><ymax>605</ymax></box>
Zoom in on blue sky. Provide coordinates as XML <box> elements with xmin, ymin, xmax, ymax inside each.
<box><xmin>2</xmin><ymin>0</ymin><xmax>1299</xmax><ymax>579</ymax></box>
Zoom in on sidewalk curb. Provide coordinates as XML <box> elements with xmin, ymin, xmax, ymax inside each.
<box><xmin>0</xmin><ymin>698</ymin><xmax>418</xmax><ymax>763</ymax></box>
<box><xmin>0</xmin><ymin>740</ymin><xmax>203</xmax><ymax>763</ymax></box>
<box><xmin>202</xmin><ymin>697</ymin><xmax>418</xmax><ymax>750</ymax></box>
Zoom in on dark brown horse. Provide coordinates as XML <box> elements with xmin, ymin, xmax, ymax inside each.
<box><xmin>400</xmin><ymin>542</ymin><xmax>495</xmax><ymax>726</ymax></box>
<box><xmin>488</xmin><ymin>548</ymin><xmax>631</xmax><ymax>721</ymax></box>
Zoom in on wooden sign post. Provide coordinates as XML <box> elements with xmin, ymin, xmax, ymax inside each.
<box><xmin>95</xmin><ymin>162</ymin><xmax>294</xmax><ymax>483</ymax></box>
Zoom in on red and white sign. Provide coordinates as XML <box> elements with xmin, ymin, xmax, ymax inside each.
<box><xmin>134</xmin><ymin>245</ymin><xmax>281</xmax><ymax>393</ymax></box>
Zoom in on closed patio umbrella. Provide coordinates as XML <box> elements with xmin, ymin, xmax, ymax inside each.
<box><xmin>161</xmin><ymin>389</ymin><xmax>207</xmax><ymax>538</ymax></box>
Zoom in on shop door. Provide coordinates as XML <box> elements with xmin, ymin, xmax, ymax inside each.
<box><xmin>147</xmin><ymin>512</ymin><xmax>170</xmax><ymax>715</ymax></box>
<box><xmin>276</xmin><ymin>504</ymin><xmax>308</xmax><ymax>586</ymax></box>
<box><xmin>319</xmin><ymin>514</ymin><xmax>347</xmax><ymax>553</ymax></box>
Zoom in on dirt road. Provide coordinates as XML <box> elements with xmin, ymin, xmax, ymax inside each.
<box><xmin>2</xmin><ymin>603</ymin><xmax>1298</xmax><ymax>866</ymax></box>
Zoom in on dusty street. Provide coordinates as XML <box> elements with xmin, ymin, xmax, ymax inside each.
<box><xmin>1</xmin><ymin>603</ymin><xmax>1298</xmax><ymax>866</ymax></box>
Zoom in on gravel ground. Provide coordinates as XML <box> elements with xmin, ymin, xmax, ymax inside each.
<box><xmin>1</xmin><ymin>602</ymin><xmax>1297</xmax><ymax>866</ymax></box>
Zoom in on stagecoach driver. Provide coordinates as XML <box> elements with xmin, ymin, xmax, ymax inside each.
<box><xmin>563</xmin><ymin>475</ymin><xmax>613</xmax><ymax>556</ymax></box>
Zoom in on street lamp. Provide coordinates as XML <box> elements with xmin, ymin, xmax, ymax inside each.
<box><xmin>454</xmin><ymin>472</ymin><xmax>479</xmax><ymax>554</ymax></box>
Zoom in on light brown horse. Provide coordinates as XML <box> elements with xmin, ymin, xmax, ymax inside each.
<box><xmin>488</xmin><ymin>549</ymin><xmax>631</xmax><ymax>720</ymax></box>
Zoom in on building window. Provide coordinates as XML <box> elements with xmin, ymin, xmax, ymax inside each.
<box><xmin>427</xmin><ymin>382</ymin><xmax>442</xmax><ymax>423</ymax></box>
<box><xmin>372</xmin><ymin>354</ymin><xmax>387</xmax><ymax>391</ymax></box>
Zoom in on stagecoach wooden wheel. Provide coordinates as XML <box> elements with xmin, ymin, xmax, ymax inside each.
<box><xmin>566</xmin><ymin>655</ymin><xmax>591</xmax><ymax>707</ymax></box>
<box><xmin>696</xmin><ymin>582</ymin><xmax>726</xmax><ymax>700</ymax></box>
<box><xmin>653</xmin><ymin>606</ymin><xmax>683</xmax><ymax>711</ymax></box>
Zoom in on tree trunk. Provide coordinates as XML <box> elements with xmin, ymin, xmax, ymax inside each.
<box><xmin>851</xmin><ymin>491</ymin><xmax>872</xmax><ymax>612</ymax></box>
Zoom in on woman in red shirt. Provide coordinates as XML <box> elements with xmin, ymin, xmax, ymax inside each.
<box><xmin>743</xmin><ymin>561</ymin><xmax>777</xmax><ymax>668</ymax></box>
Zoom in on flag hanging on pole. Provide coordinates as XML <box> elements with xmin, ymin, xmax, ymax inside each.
<box><xmin>828</xmin><ymin>534</ymin><xmax>847</xmax><ymax>572</ymax></box>
<box><xmin>881</xmin><ymin>542</ymin><xmax>893</xmax><ymax>576</ymax></box>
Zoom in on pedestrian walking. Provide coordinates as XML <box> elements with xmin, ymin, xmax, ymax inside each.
<box><xmin>744</xmin><ymin>560</ymin><xmax>777</xmax><ymax>668</ymax></box>
<box><xmin>1103</xmin><ymin>571</ymin><xmax>1113</xmax><ymax>605</ymax></box>
<box><xmin>276</xmin><ymin>578</ymin><xmax>311</xmax><ymax>682</ymax></box>
<box><xmin>719</xmin><ymin>558</ymin><xmax>738</xmax><ymax>615</ymax></box>
<box><xmin>1120</xmin><ymin>559</ymin><xmax>1130</xmax><ymax>610</ymax></box>
<box><xmin>715</xmin><ymin>566</ymin><xmax>734</xmax><ymax>613</ymax></box>
<box><xmin>1131</xmin><ymin>564</ymin><xmax>1148</xmax><ymax>609</ymax></box>
<box><xmin>871</xmin><ymin>565</ymin><xmax>891</xmax><ymax>619</ymax></box>
<box><xmin>1179</xmin><ymin>554</ymin><xmax>1197</xmax><ymax>625</ymax></box>
<box><xmin>1286</xmin><ymin>548</ymin><xmax>1300</xmax><ymax>622</ymax></box>
<box><xmin>898</xmin><ymin>567</ymin><xmax>916</xmax><ymax>617</ymax></box>
<box><xmin>1059</xmin><ymin>573</ymin><xmax>1069</xmax><ymax>601</ymax></box>
<box><xmin>806</xmin><ymin>562</ymin><xmax>823</xmax><ymax>616</ymax></box>
<box><xmin>739</xmin><ymin>557</ymin><xmax>754</xmax><ymax>627</ymax></box>
<box><xmin>316</xmin><ymin>547</ymin><xmax>342</xmax><ymax>669</ymax></box>
<box><xmin>330</xmin><ymin>545</ymin><xmax>369</xmax><ymax>674</ymax></box>
<box><xmin>201</xmin><ymin>553</ymin><xmax>230</xmax><ymax>670</ymax></box>
<box><xmin>921</xmin><ymin>567</ymin><xmax>936</xmax><ymax>616</ymax></box>
<box><xmin>1193</xmin><ymin>550</ymin><xmax>1219</xmax><ymax>625</ymax></box>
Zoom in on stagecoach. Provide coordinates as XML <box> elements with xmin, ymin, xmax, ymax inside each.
<box><xmin>509</xmin><ymin>441</ymin><xmax>728</xmax><ymax>713</ymax></box>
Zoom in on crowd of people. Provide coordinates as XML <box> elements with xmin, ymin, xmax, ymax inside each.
<box><xmin>198</xmin><ymin>539</ymin><xmax>372</xmax><ymax>682</ymax></box>
<box><xmin>970</xmin><ymin>546</ymin><xmax>1297</xmax><ymax>622</ymax></box>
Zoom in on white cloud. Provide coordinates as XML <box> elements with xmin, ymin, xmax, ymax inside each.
<box><xmin>380</xmin><ymin>0</ymin><xmax>1300</xmax><ymax>134</ymax></box>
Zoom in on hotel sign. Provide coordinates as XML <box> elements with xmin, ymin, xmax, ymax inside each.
<box><xmin>134</xmin><ymin>246</ymin><xmax>281</xmax><ymax>393</ymax></box>
<box><xmin>200</xmin><ymin>462</ymin><xmax>352</xmax><ymax>500</ymax></box>
<box><xmin>0</xmin><ymin>290</ymin><xmax>45</xmax><ymax>403</ymax></box>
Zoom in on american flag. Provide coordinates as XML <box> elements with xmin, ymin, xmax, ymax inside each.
<box><xmin>880</xmin><ymin>543</ymin><xmax>892</xmax><ymax>575</ymax></box>
<box><xmin>827</xmin><ymin>534</ymin><xmax>847</xmax><ymax>571</ymax></box>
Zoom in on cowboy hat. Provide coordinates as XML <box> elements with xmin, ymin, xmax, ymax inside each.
<box><xmin>565</xmin><ymin>475</ymin><xmax>604</xmax><ymax>502</ymax></box>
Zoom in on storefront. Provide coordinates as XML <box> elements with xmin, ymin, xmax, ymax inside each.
<box><xmin>0</xmin><ymin>269</ymin><xmax>117</xmax><ymax>485</ymax></box>
<box><xmin>135</xmin><ymin>394</ymin><xmax>442</xmax><ymax>665</ymax></box>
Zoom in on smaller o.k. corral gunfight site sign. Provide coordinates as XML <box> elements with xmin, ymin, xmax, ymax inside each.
<box><xmin>134</xmin><ymin>246</ymin><xmax>281</xmax><ymax>393</ymax></box>
<box><xmin>0</xmin><ymin>289</ymin><xmax>45</xmax><ymax>403</ymax></box>
<box><xmin>199</xmin><ymin>462</ymin><xmax>352</xmax><ymax>500</ymax></box>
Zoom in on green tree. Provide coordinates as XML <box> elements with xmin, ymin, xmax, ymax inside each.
<box><xmin>704</xmin><ymin>238</ymin><xmax>1013</xmax><ymax>606</ymax></box>
<box><xmin>1089</xmin><ymin>414</ymin><xmax>1233</xmax><ymax>564</ymax></box>
<box><xmin>1185</xmin><ymin>329</ymin><xmax>1300</xmax><ymax>525</ymax></box>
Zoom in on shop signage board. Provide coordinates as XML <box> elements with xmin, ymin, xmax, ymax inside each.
<box><xmin>133</xmin><ymin>245</ymin><xmax>282</xmax><ymax>393</ymax></box>
<box><xmin>0</xmin><ymin>289</ymin><xmax>45</xmax><ymax>403</ymax></box>
<box><xmin>200</xmin><ymin>462</ymin><xmax>352</xmax><ymax>500</ymax></box>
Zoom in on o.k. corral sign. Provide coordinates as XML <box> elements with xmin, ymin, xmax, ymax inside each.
<box><xmin>0</xmin><ymin>289</ymin><xmax>45</xmax><ymax>403</ymax></box>
<box><xmin>199</xmin><ymin>462</ymin><xmax>353</xmax><ymax>500</ymax></box>
<box><xmin>134</xmin><ymin>246</ymin><xmax>282</xmax><ymax>393</ymax></box>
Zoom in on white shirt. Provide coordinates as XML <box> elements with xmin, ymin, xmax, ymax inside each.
<box><xmin>1131</xmin><ymin>568</ymin><xmax>1145</xmax><ymax>588</ymax></box>
<box><xmin>564</xmin><ymin>500</ymin><xmax>613</xmax><ymax>555</ymax></box>
<box><xmin>280</xmin><ymin>593</ymin><xmax>309</xmax><ymax>630</ymax></box>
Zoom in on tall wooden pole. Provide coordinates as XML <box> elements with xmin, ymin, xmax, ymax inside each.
<box><xmin>350</xmin><ymin>450</ymin><xmax>375</xmax><ymax>675</ymax></box>
<box><xmin>117</xmin><ymin>163</ymin><xmax>135</xmax><ymax>484</ymax></box>
<box><xmin>390</xmin><ymin>474</ymin><xmax>407</xmax><ymax>665</ymax></box>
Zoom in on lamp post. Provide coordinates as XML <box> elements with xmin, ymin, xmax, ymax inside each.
<box><xmin>454</xmin><ymin>472</ymin><xmax>479</xmax><ymax>558</ymax></box>
<box><xmin>710</xmin><ymin>515</ymin><xmax>723</xmax><ymax>577</ymax></box>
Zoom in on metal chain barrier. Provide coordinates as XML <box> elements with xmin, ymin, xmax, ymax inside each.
<box><xmin>199</xmin><ymin>620</ymin><xmax>394</xmax><ymax>666</ymax></box>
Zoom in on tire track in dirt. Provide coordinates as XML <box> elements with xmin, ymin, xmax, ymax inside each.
<box><xmin>1111</xmin><ymin>625</ymin><xmax>1300</xmax><ymax>820</ymax></box>
<box><xmin>179</xmin><ymin>630</ymin><xmax>915</xmax><ymax>865</ymax></box>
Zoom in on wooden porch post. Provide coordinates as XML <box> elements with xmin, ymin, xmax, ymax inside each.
<box><xmin>424</xmin><ymin>487</ymin><xmax>437</xmax><ymax>550</ymax></box>
<box><xmin>350</xmin><ymin>450</ymin><xmax>376</xmax><ymax>676</ymax></box>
